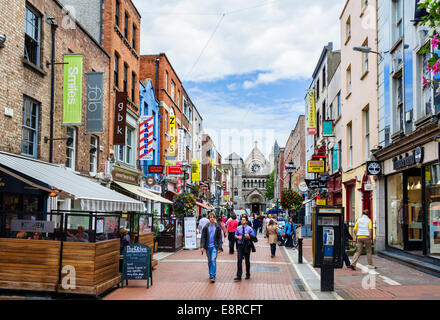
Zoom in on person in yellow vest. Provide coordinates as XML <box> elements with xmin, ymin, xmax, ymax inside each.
<box><xmin>350</xmin><ymin>209</ymin><xmax>376</xmax><ymax>270</ymax></box>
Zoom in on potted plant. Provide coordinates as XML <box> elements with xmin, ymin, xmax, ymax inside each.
<box><xmin>172</xmin><ymin>192</ymin><xmax>196</xmax><ymax>217</ymax></box>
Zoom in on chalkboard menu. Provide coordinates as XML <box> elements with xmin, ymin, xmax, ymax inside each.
<box><xmin>122</xmin><ymin>244</ymin><xmax>152</xmax><ymax>287</ymax></box>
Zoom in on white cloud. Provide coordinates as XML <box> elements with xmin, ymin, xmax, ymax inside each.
<box><xmin>132</xmin><ymin>0</ymin><xmax>346</xmax><ymax>85</ymax></box>
<box><xmin>187</xmin><ymin>87</ymin><xmax>302</xmax><ymax>159</ymax></box>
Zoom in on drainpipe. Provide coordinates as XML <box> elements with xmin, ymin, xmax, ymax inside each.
<box><xmin>49</xmin><ymin>22</ymin><xmax>58</xmax><ymax>163</ymax></box>
<box><xmin>155</xmin><ymin>57</ymin><xmax>160</xmax><ymax>99</ymax></box>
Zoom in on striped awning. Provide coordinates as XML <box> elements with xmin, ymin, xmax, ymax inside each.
<box><xmin>0</xmin><ymin>151</ymin><xmax>145</xmax><ymax>212</ymax></box>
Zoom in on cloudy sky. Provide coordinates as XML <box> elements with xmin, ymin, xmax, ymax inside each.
<box><xmin>132</xmin><ymin>0</ymin><xmax>346</xmax><ymax>159</ymax></box>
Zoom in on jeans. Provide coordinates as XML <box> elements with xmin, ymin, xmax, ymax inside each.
<box><xmin>236</xmin><ymin>244</ymin><xmax>250</xmax><ymax>278</ymax></box>
<box><xmin>253</xmin><ymin>228</ymin><xmax>258</xmax><ymax>236</ymax></box>
<box><xmin>343</xmin><ymin>249</ymin><xmax>351</xmax><ymax>267</ymax></box>
<box><xmin>207</xmin><ymin>247</ymin><xmax>218</xmax><ymax>278</ymax></box>
<box><xmin>228</xmin><ymin>233</ymin><xmax>236</xmax><ymax>254</ymax></box>
<box><xmin>284</xmin><ymin>234</ymin><xmax>293</xmax><ymax>247</ymax></box>
<box><xmin>270</xmin><ymin>243</ymin><xmax>276</xmax><ymax>256</ymax></box>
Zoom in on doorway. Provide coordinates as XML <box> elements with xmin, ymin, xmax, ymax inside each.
<box><xmin>251</xmin><ymin>203</ymin><xmax>260</xmax><ymax>215</ymax></box>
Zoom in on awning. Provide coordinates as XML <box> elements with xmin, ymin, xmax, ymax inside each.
<box><xmin>114</xmin><ymin>181</ymin><xmax>172</xmax><ymax>204</ymax></box>
<box><xmin>196</xmin><ymin>201</ymin><xmax>214</xmax><ymax>210</ymax></box>
<box><xmin>0</xmin><ymin>151</ymin><xmax>145</xmax><ymax>212</ymax></box>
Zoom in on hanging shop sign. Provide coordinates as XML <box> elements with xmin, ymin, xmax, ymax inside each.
<box><xmin>146</xmin><ymin>176</ymin><xmax>156</xmax><ymax>187</ymax></box>
<box><xmin>63</xmin><ymin>54</ymin><xmax>83</xmax><ymax>124</ymax></box>
<box><xmin>177</xmin><ymin>177</ymin><xmax>182</xmax><ymax>193</ymax></box>
<box><xmin>364</xmin><ymin>182</ymin><xmax>374</xmax><ymax>191</ymax></box>
<box><xmin>322</xmin><ymin>120</ymin><xmax>334</xmax><ymax>137</ymax></box>
<box><xmin>307</xmin><ymin>89</ymin><xmax>316</xmax><ymax>135</ymax></box>
<box><xmin>86</xmin><ymin>72</ymin><xmax>103</xmax><ymax>132</ymax></box>
<box><xmin>113</xmin><ymin>92</ymin><xmax>128</xmax><ymax>145</ymax></box>
<box><xmin>305</xmin><ymin>179</ymin><xmax>327</xmax><ymax>189</ymax></box>
<box><xmin>308</xmin><ymin>160</ymin><xmax>325</xmax><ymax>173</ymax></box>
<box><xmin>169</xmin><ymin>109</ymin><xmax>176</xmax><ymax>155</ymax></box>
<box><xmin>168</xmin><ymin>166</ymin><xmax>183</xmax><ymax>175</ymax></box>
<box><xmin>177</xmin><ymin>128</ymin><xmax>185</xmax><ymax>162</ymax></box>
<box><xmin>112</xmin><ymin>166</ymin><xmax>138</xmax><ymax>184</ymax></box>
<box><xmin>139</xmin><ymin>115</ymin><xmax>154</xmax><ymax>161</ymax></box>
<box><xmin>298</xmin><ymin>181</ymin><xmax>308</xmax><ymax>192</ymax></box>
<box><xmin>366</xmin><ymin>161</ymin><xmax>382</xmax><ymax>176</ymax></box>
<box><xmin>148</xmin><ymin>165</ymin><xmax>164</xmax><ymax>174</ymax></box>
<box><xmin>392</xmin><ymin>146</ymin><xmax>424</xmax><ymax>171</ymax></box>
<box><xmin>191</xmin><ymin>158</ymin><xmax>200</xmax><ymax>182</ymax></box>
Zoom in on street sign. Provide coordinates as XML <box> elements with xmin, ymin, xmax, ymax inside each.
<box><xmin>308</xmin><ymin>160</ymin><xmax>325</xmax><ymax>173</ymax></box>
<box><xmin>148</xmin><ymin>165</ymin><xmax>164</xmax><ymax>174</ymax></box>
<box><xmin>305</xmin><ymin>179</ymin><xmax>327</xmax><ymax>189</ymax></box>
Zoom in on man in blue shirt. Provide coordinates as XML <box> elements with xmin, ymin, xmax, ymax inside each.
<box><xmin>200</xmin><ymin>213</ymin><xmax>223</xmax><ymax>282</ymax></box>
<box><xmin>234</xmin><ymin>215</ymin><xmax>256</xmax><ymax>281</ymax></box>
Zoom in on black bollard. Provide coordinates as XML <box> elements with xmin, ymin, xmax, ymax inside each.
<box><xmin>298</xmin><ymin>238</ymin><xmax>303</xmax><ymax>264</ymax></box>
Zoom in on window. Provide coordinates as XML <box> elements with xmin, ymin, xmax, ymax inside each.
<box><xmin>362</xmin><ymin>39</ymin><xmax>369</xmax><ymax>74</ymax></box>
<box><xmin>114</xmin><ymin>53</ymin><xmax>119</xmax><ymax>87</ymax></box>
<box><xmin>118</xmin><ymin>126</ymin><xmax>135</xmax><ymax>166</ymax></box>
<box><xmin>21</xmin><ymin>96</ymin><xmax>39</xmax><ymax>157</ymax></box>
<box><xmin>115</xmin><ymin>0</ymin><xmax>120</xmax><ymax>27</ymax></box>
<box><xmin>171</xmin><ymin>81</ymin><xmax>175</xmax><ymax>101</ymax></box>
<box><xmin>66</xmin><ymin>127</ymin><xmax>77</xmax><ymax>170</ymax></box>
<box><xmin>364</xmin><ymin>108</ymin><xmax>370</xmax><ymax>161</ymax></box>
<box><xmin>338</xmin><ymin>140</ymin><xmax>342</xmax><ymax>171</ymax></box>
<box><xmin>421</xmin><ymin>52</ymin><xmax>433</xmax><ymax>116</ymax></box>
<box><xmin>183</xmin><ymin>98</ymin><xmax>188</xmax><ymax>118</ymax></box>
<box><xmin>123</xmin><ymin>64</ymin><xmax>128</xmax><ymax>92</ymax></box>
<box><xmin>124</xmin><ymin>12</ymin><xmax>129</xmax><ymax>38</ymax></box>
<box><xmin>347</xmin><ymin>65</ymin><xmax>352</xmax><ymax>94</ymax></box>
<box><xmin>346</xmin><ymin>16</ymin><xmax>351</xmax><ymax>42</ymax></box>
<box><xmin>90</xmin><ymin>136</ymin><xmax>98</xmax><ymax>174</ymax></box>
<box><xmin>348</xmin><ymin>123</ymin><xmax>352</xmax><ymax>168</ymax></box>
<box><xmin>329</xmin><ymin>103</ymin><xmax>333</xmax><ymax>120</ymax></box>
<box><xmin>177</xmin><ymin>89</ymin><xmax>180</xmax><ymax>107</ymax></box>
<box><xmin>337</xmin><ymin>92</ymin><xmax>341</xmax><ymax>116</ymax></box>
<box><xmin>316</xmin><ymin>79</ymin><xmax>320</xmax><ymax>101</ymax></box>
<box><xmin>152</xmin><ymin>110</ymin><xmax>156</xmax><ymax>136</ymax></box>
<box><xmin>131</xmin><ymin>72</ymin><xmax>136</xmax><ymax>101</ymax></box>
<box><xmin>363</xmin><ymin>0</ymin><xmax>368</xmax><ymax>8</ymax></box>
<box><xmin>393</xmin><ymin>0</ymin><xmax>403</xmax><ymax>43</ymax></box>
<box><xmin>24</xmin><ymin>6</ymin><xmax>41</xmax><ymax>66</ymax></box>
<box><xmin>188</xmin><ymin>108</ymin><xmax>192</xmax><ymax>121</ymax></box>
<box><xmin>132</xmin><ymin>25</ymin><xmax>136</xmax><ymax>49</ymax></box>
<box><xmin>322</xmin><ymin>66</ymin><xmax>326</xmax><ymax>89</ymax></box>
<box><xmin>395</xmin><ymin>75</ymin><xmax>403</xmax><ymax>131</ymax></box>
<box><xmin>316</xmin><ymin>111</ymin><xmax>320</xmax><ymax>137</ymax></box>
<box><xmin>165</xmin><ymin>71</ymin><xmax>168</xmax><ymax>92</ymax></box>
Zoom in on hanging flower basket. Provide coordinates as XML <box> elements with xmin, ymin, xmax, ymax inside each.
<box><xmin>173</xmin><ymin>192</ymin><xmax>196</xmax><ymax>217</ymax></box>
<box><xmin>280</xmin><ymin>189</ymin><xmax>303</xmax><ymax>213</ymax></box>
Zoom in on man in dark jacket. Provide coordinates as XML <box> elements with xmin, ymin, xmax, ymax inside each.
<box><xmin>200</xmin><ymin>212</ymin><xmax>223</xmax><ymax>282</ymax></box>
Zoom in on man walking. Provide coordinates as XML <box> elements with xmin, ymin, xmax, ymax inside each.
<box><xmin>234</xmin><ymin>215</ymin><xmax>256</xmax><ymax>281</ymax></box>
<box><xmin>350</xmin><ymin>210</ymin><xmax>376</xmax><ymax>270</ymax></box>
<box><xmin>200</xmin><ymin>213</ymin><xmax>223</xmax><ymax>282</ymax></box>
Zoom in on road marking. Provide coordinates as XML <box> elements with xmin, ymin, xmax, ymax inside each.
<box><xmin>379</xmin><ymin>275</ymin><xmax>401</xmax><ymax>286</ymax></box>
<box><xmin>283</xmin><ymin>246</ymin><xmax>319</xmax><ymax>300</ymax></box>
<box><xmin>354</xmin><ymin>263</ymin><xmax>401</xmax><ymax>285</ymax></box>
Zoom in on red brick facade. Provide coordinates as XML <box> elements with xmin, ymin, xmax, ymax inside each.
<box><xmin>0</xmin><ymin>0</ymin><xmax>110</xmax><ymax>174</ymax></box>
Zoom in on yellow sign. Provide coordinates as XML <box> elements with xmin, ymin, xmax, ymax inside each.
<box><xmin>426</xmin><ymin>167</ymin><xmax>431</xmax><ymax>181</ymax></box>
<box><xmin>316</xmin><ymin>199</ymin><xmax>326</xmax><ymax>206</ymax></box>
<box><xmin>191</xmin><ymin>158</ymin><xmax>200</xmax><ymax>182</ymax></box>
<box><xmin>225</xmin><ymin>196</ymin><xmax>229</xmax><ymax>201</ymax></box>
<box><xmin>307</xmin><ymin>89</ymin><xmax>316</xmax><ymax>135</ymax></box>
<box><xmin>169</xmin><ymin>109</ymin><xmax>175</xmax><ymax>155</ymax></box>
<box><xmin>308</xmin><ymin>160</ymin><xmax>325</xmax><ymax>173</ymax></box>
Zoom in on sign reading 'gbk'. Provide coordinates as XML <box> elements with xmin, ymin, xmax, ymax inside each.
<box><xmin>114</xmin><ymin>92</ymin><xmax>128</xmax><ymax>145</ymax></box>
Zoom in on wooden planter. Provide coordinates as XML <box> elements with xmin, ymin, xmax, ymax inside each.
<box><xmin>0</xmin><ymin>238</ymin><xmax>121</xmax><ymax>296</ymax></box>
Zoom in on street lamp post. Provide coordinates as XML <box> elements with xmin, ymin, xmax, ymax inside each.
<box><xmin>285</xmin><ymin>160</ymin><xmax>296</xmax><ymax>190</ymax></box>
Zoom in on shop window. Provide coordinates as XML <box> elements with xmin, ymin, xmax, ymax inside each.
<box><xmin>21</xmin><ymin>96</ymin><xmax>39</xmax><ymax>158</ymax></box>
<box><xmin>424</xmin><ymin>164</ymin><xmax>440</xmax><ymax>258</ymax></box>
<box><xmin>387</xmin><ymin>173</ymin><xmax>404</xmax><ymax>249</ymax></box>
<box><xmin>24</xmin><ymin>5</ymin><xmax>41</xmax><ymax>67</ymax></box>
<box><xmin>66</xmin><ymin>127</ymin><xmax>76</xmax><ymax>170</ymax></box>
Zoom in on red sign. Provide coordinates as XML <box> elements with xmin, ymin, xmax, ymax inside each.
<box><xmin>224</xmin><ymin>192</ymin><xmax>230</xmax><ymax>196</ymax></box>
<box><xmin>148</xmin><ymin>165</ymin><xmax>164</xmax><ymax>174</ymax></box>
<box><xmin>177</xmin><ymin>177</ymin><xmax>182</xmax><ymax>193</ymax></box>
<box><xmin>168</xmin><ymin>166</ymin><xmax>183</xmax><ymax>175</ymax></box>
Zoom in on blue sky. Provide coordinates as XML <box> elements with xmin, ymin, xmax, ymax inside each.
<box><xmin>132</xmin><ymin>0</ymin><xmax>346</xmax><ymax>159</ymax></box>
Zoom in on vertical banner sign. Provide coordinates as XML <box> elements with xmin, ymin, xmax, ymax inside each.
<box><xmin>211</xmin><ymin>149</ymin><xmax>215</xmax><ymax>168</ymax></box>
<box><xmin>178</xmin><ymin>128</ymin><xmax>185</xmax><ymax>162</ymax></box>
<box><xmin>169</xmin><ymin>109</ymin><xmax>176</xmax><ymax>155</ymax></box>
<box><xmin>307</xmin><ymin>89</ymin><xmax>316</xmax><ymax>135</ymax></box>
<box><xmin>139</xmin><ymin>115</ymin><xmax>154</xmax><ymax>161</ymax></box>
<box><xmin>191</xmin><ymin>158</ymin><xmax>200</xmax><ymax>182</ymax></box>
<box><xmin>114</xmin><ymin>92</ymin><xmax>128</xmax><ymax>145</ymax></box>
<box><xmin>184</xmin><ymin>217</ymin><xmax>197</xmax><ymax>249</ymax></box>
<box><xmin>63</xmin><ymin>54</ymin><xmax>83</xmax><ymax>124</ymax></box>
<box><xmin>86</xmin><ymin>72</ymin><xmax>103</xmax><ymax>132</ymax></box>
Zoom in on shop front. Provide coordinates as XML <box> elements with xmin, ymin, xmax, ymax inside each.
<box><xmin>381</xmin><ymin>144</ymin><xmax>440</xmax><ymax>260</ymax></box>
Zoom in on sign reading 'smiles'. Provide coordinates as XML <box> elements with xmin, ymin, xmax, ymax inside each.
<box><xmin>63</xmin><ymin>54</ymin><xmax>83</xmax><ymax>124</ymax></box>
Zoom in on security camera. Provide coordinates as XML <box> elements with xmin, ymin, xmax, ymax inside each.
<box><xmin>0</xmin><ymin>34</ymin><xmax>6</xmax><ymax>48</ymax></box>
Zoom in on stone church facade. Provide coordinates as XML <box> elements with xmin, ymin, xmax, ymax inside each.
<box><xmin>225</xmin><ymin>143</ymin><xmax>273</xmax><ymax>214</ymax></box>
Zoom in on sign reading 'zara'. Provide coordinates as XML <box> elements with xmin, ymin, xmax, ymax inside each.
<box><xmin>393</xmin><ymin>146</ymin><xmax>424</xmax><ymax>171</ymax></box>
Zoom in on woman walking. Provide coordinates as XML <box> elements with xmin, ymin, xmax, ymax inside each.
<box><xmin>217</xmin><ymin>217</ymin><xmax>228</xmax><ymax>251</ymax></box>
<box><xmin>234</xmin><ymin>215</ymin><xmax>256</xmax><ymax>281</ymax></box>
<box><xmin>283</xmin><ymin>217</ymin><xmax>296</xmax><ymax>248</ymax></box>
<box><xmin>226</xmin><ymin>213</ymin><xmax>239</xmax><ymax>254</ymax></box>
<box><xmin>266</xmin><ymin>219</ymin><xmax>279</xmax><ymax>258</ymax></box>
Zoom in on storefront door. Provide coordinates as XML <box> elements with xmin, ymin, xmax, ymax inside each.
<box><xmin>424</xmin><ymin>164</ymin><xmax>440</xmax><ymax>259</ymax></box>
<box><xmin>404</xmin><ymin>168</ymin><xmax>423</xmax><ymax>251</ymax></box>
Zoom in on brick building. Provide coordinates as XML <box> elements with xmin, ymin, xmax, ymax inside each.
<box><xmin>281</xmin><ymin>115</ymin><xmax>305</xmax><ymax>192</ymax></box>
